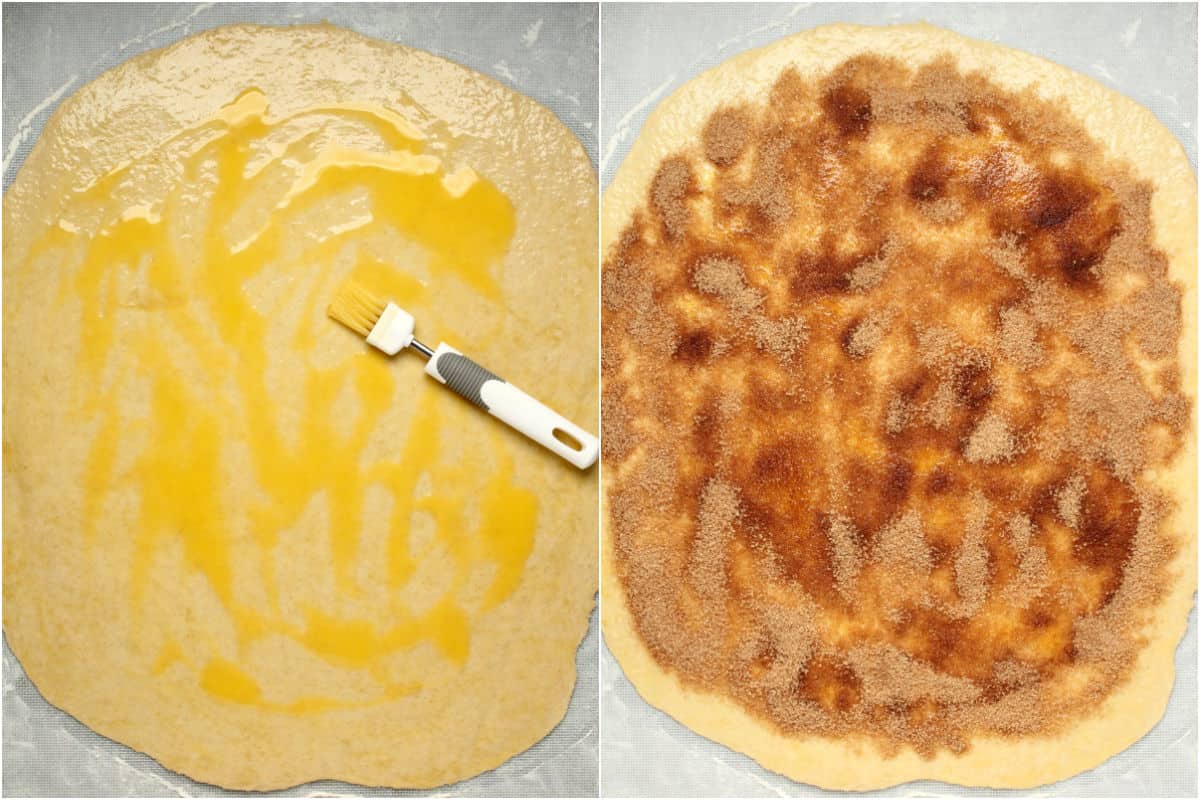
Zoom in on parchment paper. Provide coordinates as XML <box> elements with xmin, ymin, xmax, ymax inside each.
<box><xmin>600</xmin><ymin>3</ymin><xmax>1197</xmax><ymax>797</ymax></box>
<box><xmin>2</xmin><ymin>3</ymin><xmax>598</xmax><ymax>796</ymax></box>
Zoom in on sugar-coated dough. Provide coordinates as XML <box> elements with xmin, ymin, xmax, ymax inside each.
<box><xmin>602</xmin><ymin>23</ymin><xmax>1195</xmax><ymax>789</ymax></box>
<box><xmin>4</xmin><ymin>24</ymin><xmax>597</xmax><ymax>790</ymax></box>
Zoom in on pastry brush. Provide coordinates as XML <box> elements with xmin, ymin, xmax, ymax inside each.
<box><xmin>327</xmin><ymin>281</ymin><xmax>599</xmax><ymax>469</ymax></box>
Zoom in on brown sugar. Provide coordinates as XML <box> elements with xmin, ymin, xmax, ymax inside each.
<box><xmin>997</xmin><ymin>305</ymin><xmax>1045</xmax><ymax>368</ymax></box>
<box><xmin>993</xmin><ymin>658</ymin><xmax>1039</xmax><ymax>688</ymax></box>
<box><xmin>848</xmin><ymin>238</ymin><xmax>900</xmax><ymax>291</ymax></box>
<box><xmin>690</xmin><ymin>478</ymin><xmax>741</xmax><ymax>601</ymax></box>
<box><xmin>603</xmin><ymin>47</ymin><xmax>1187</xmax><ymax>759</ymax></box>
<box><xmin>703</xmin><ymin>106</ymin><xmax>752</xmax><ymax>166</ymax></box>
<box><xmin>651</xmin><ymin>157</ymin><xmax>694</xmax><ymax>238</ymax></box>
<box><xmin>693</xmin><ymin>255</ymin><xmax>763</xmax><ymax>313</ymax></box>
<box><xmin>998</xmin><ymin>513</ymin><xmax>1050</xmax><ymax>607</ymax></box>
<box><xmin>1005</xmin><ymin>513</ymin><xmax>1034</xmax><ymax>552</ymax></box>
<box><xmin>845</xmin><ymin>309</ymin><xmax>895</xmax><ymax>358</ymax></box>
<box><xmin>963</xmin><ymin>413</ymin><xmax>1019</xmax><ymax>463</ymax></box>
<box><xmin>720</xmin><ymin>131</ymin><xmax>796</xmax><ymax>227</ymax></box>
<box><xmin>847</xmin><ymin>643</ymin><xmax>981</xmax><ymax>706</ymax></box>
<box><xmin>1055</xmin><ymin>475</ymin><xmax>1086</xmax><ymax>529</ymax></box>
<box><xmin>886</xmin><ymin>396</ymin><xmax>913</xmax><ymax>434</ymax></box>
<box><xmin>693</xmin><ymin>255</ymin><xmax>808</xmax><ymax>362</ymax></box>
<box><xmin>985</xmin><ymin>233</ymin><xmax>1028</xmax><ymax>280</ymax></box>
<box><xmin>949</xmin><ymin>493</ymin><xmax>991</xmax><ymax>617</ymax></box>
<box><xmin>1131</xmin><ymin>279</ymin><xmax>1183</xmax><ymax>359</ymax></box>
<box><xmin>872</xmin><ymin>510</ymin><xmax>933</xmax><ymax>581</ymax></box>
<box><xmin>825</xmin><ymin>513</ymin><xmax>863</xmax><ymax>600</ymax></box>
<box><xmin>751</xmin><ymin>315</ymin><xmax>809</xmax><ymax>362</ymax></box>
<box><xmin>920</xmin><ymin>196</ymin><xmax>967</xmax><ymax>224</ymax></box>
<box><xmin>1002</xmin><ymin>542</ymin><xmax>1050</xmax><ymax>608</ymax></box>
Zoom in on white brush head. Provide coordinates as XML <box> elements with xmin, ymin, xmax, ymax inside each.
<box><xmin>365</xmin><ymin>303</ymin><xmax>415</xmax><ymax>355</ymax></box>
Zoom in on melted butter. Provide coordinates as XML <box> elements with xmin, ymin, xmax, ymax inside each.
<box><xmin>35</xmin><ymin>89</ymin><xmax>534</xmax><ymax>713</ymax></box>
<box><xmin>151</xmin><ymin>641</ymin><xmax>185</xmax><ymax>676</ymax></box>
<box><xmin>298</xmin><ymin>595</ymin><xmax>469</xmax><ymax>667</ymax></box>
<box><xmin>478</xmin><ymin>458</ymin><xmax>538</xmax><ymax>610</ymax></box>
<box><xmin>200</xmin><ymin>656</ymin><xmax>420</xmax><ymax>714</ymax></box>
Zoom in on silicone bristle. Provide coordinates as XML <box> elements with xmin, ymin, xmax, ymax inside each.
<box><xmin>327</xmin><ymin>281</ymin><xmax>387</xmax><ymax>337</ymax></box>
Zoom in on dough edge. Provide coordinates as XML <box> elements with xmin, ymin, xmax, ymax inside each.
<box><xmin>600</xmin><ymin>22</ymin><xmax>1197</xmax><ymax>791</ymax></box>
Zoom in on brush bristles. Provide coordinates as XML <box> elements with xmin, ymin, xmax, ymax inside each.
<box><xmin>327</xmin><ymin>281</ymin><xmax>388</xmax><ymax>337</ymax></box>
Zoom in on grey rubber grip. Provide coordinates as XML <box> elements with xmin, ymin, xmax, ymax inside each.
<box><xmin>436</xmin><ymin>353</ymin><xmax>501</xmax><ymax>409</ymax></box>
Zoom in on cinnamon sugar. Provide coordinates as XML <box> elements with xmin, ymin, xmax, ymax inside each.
<box><xmin>651</xmin><ymin>157</ymin><xmax>693</xmax><ymax>237</ymax></box>
<box><xmin>1005</xmin><ymin>513</ymin><xmax>1034</xmax><ymax>552</ymax></box>
<box><xmin>985</xmin><ymin>233</ymin><xmax>1028</xmax><ymax>280</ymax></box>
<box><xmin>693</xmin><ymin>256</ymin><xmax>761</xmax><ymax>312</ymax></box>
<box><xmin>825</xmin><ymin>513</ymin><xmax>863</xmax><ymax>601</ymax></box>
<box><xmin>603</xmin><ymin>231</ymin><xmax>679</xmax><ymax>358</ymax></box>
<box><xmin>721</xmin><ymin>130</ymin><xmax>795</xmax><ymax>226</ymax></box>
<box><xmin>998</xmin><ymin>305</ymin><xmax>1045</xmax><ymax>369</ymax></box>
<box><xmin>847</xmin><ymin>643</ymin><xmax>981</xmax><ymax>706</ymax></box>
<box><xmin>871</xmin><ymin>58</ymin><xmax>972</xmax><ymax>135</ymax></box>
<box><xmin>623</xmin><ymin>284</ymin><xmax>679</xmax><ymax>355</ymax></box>
<box><xmin>691</xmin><ymin>478</ymin><xmax>741</xmax><ymax>599</ymax></box>
<box><xmin>703</xmin><ymin>107</ymin><xmax>751</xmax><ymax>167</ymax></box>
<box><xmin>686</xmin><ymin>479</ymin><xmax>741</xmax><ymax>672</ymax></box>
<box><xmin>603</xmin><ymin>46</ymin><xmax>1187</xmax><ymax>759</ymax></box>
<box><xmin>915</xmin><ymin>325</ymin><xmax>963</xmax><ymax>370</ymax></box>
<box><xmin>746</xmin><ymin>593</ymin><xmax>823</xmax><ymax>727</ymax></box>
<box><xmin>963</xmin><ymin>413</ymin><xmax>1019</xmax><ymax>464</ymax></box>
<box><xmin>920</xmin><ymin>196</ymin><xmax>966</xmax><ymax>224</ymax></box>
<box><xmin>750</xmin><ymin>315</ymin><xmax>809</xmax><ymax>362</ymax></box>
<box><xmin>845</xmin><ymin>309</ymin><xmax>895</xmax><ymax>358</ymax></box>
<box><xmin>924</xmin><ymin>382</ymin><xmax>955</xmax><ymax>430</ymax></box>
<box><xmin>872</xmin><ymin>510</ymin><xmax>932</xmax><ymax>581</ymax></box>
<box><xmin>1000</xmin><ymin>511</ymin><xmax>1049</xmax><ymax>608</ymax></box>
<box><xmin>949</xmin><ymin>492</ymin><xmax>991</xmax><ymax>617</ymax></box>
<box><xmin>601</xmin><ymin>385</ymin><xmax>638</xmax><ymax>463</ymax></box>
<box><xmin>1131</xmin><ymin>279</ymin><xmax>1182</xmax><ymax>359</ymax></box>
<box><xmin>1004</xmin><ymin>545</ymin><xmax>1050</xmax><ymax>608</ymax></box>
<box><xmin>993</xmin><ymin>658</ymin><xmax>1039</xmax><ymax>688</ymax></box>
<box><xmin>1055</xmin><ymin>474</ymin><xmax>1086</xmax><ymax>529</ymax></box>
<box><xmin>1072</xmin><ymin>613</ymin><xmax>1132</xmax><ymax>666</ymax></box>
<box><xmin>848</xmin><ymin>237</ymin><xmax>900</xmax><ymax>291</ymax></box>
<box><xmin>1066</xmin><ymin>375</ymin><xmax>1154</xmax><ymax>481</ymax></box>
<box><xmin>693</xmin><ymin>256</ymin><xmax>808</xmax><ymax>362</ymax></box>
<box><xmin>885</xmin><ymin>396</ymin><xmax>913</xmax><ymax>435</ymax></box>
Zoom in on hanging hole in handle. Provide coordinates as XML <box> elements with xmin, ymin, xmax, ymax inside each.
<box><xmin>552</xmin><ymin>427</ymin><xmax>584</xmax><ymax>452</ymax></box>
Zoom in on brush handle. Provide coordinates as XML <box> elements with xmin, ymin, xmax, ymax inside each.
<box><xmin>424</xmin><ymin>344</ymin><xmax>599</xmax><ymax>470</ymax></box>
